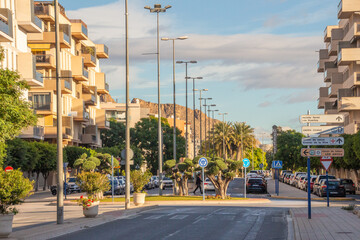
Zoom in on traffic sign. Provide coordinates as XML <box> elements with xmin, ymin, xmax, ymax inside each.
<box><xmin>120</xmin><ymin>160</ymin><xmax>134</xmax><ymax>165</ymax></box>
<box><xmin>121</xmin><ymin>149</ymin><xmax>134</xmax><ymax>160</ymax></box>
<box><xmin>320</xmin><ymin>156</ymin><xmax>333</xmax><ymax>171</ymax></box>
<box><xmin>300</xmin><ymin>114</ymin><xmax>345</xmax><ymax>123</ymax></box>
<box><xmin>4</xmin><ymin>166</ymin><xmax>13</xmax><ymax>172</ymax></box>
<box><xmin>259</xmin><ymin>163</ymin><xmax>264</xmax><ymax>169</ymax></box>
<box><xmin>301</xmin><ymin>137</ymin><xmax>344</xmax><ymax>146</ymax></box>
<box><xmin>301</xmin><ymin>148</ymin><xmax>344</xmax><ymax>157</ymax></box>
<box><xmin>199</xmin><ymin>157</ymin><xmax>208</xmax><ymax>168</ymax></box>
<box><xmin>301</xmin><ymin>126</ymin><xmax>344</xmax><ymax>135</ymax></box>
<box><xmin>272</xmin><ymin>160</ymin><xmax>283</xmax><ymax>169</ymax></box>
<box><xmin>242</xmin><ymin>158</ymin><xmax>250</xmax><ymax>168</ymax></box>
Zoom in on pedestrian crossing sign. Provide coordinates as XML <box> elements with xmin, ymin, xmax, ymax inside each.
<box><xmin>272</xmin><ymin>160</ymin><xmax>283</xmax><ymax>169</ymax></box>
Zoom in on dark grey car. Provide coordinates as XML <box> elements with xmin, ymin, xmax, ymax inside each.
<box><xmin>339</xmin><ymin>179</ymin><xmax>356</xmax><ymax>195</ymax></box>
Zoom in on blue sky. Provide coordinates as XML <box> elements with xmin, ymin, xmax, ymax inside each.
<box><xmin>60</xmin><ymin>0</ymin><xmax>339</xmax><ymax>142</ymax></box>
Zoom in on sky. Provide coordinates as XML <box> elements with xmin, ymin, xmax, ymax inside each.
<box><xmin>59</xmin><ymin>0</ymin><xmax>339</xmax><ymax>143</ymax></box>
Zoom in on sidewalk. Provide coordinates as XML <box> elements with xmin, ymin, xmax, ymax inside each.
<box><xmin>267</xmin><ymin>180</ymin><xmax>319</xmax><ymax>199</ymax></box>
<box><xmin>291</xmin><ymin>207</ymin><xmax>360</xmax><ymax>240</ymax></box>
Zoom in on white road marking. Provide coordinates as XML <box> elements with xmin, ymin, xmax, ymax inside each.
<box><xmin>244</xmin><ymin>212</ymin><xmax>266</xmax><ymax>240</ymax></box>
<box><xmin>144</xmin><ymin>215</ymin><xmax>165</xmax><ymax>220</ymax></box>
<box><xmin>162</xmin><ymin>230</ymin><xmax>181</xmax><ymax>239</ymax></box>
<box><xmin>170</xmin><ymin>215</ymin><xmax>189</xmax><ymax>220</ymax></box>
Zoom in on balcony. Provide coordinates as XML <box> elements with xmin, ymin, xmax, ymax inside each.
<box><xmin>71</xmin><ymin>56</ymin><xmax>89</xmax><ymax>82</ymax></box>
<box><xmin>19</xmin><ymin>126</ymin><xmax>44</xmax><ymax>140</ymax></box>
<box><xmin>28</xmin><ymin>92</ymin><xmax>54</xmax><ymax>115</ymax></box>
<box><xmin>324</xmin><ymin>68</ymin><xmax>338</xmax><ymax>83</ymax></box>
<box><xmin>317</xmin><ymin>49</ymin><xmax>328</xmax><ymax>73</ymax></box>
<box><xmin>81</xmin><ymin>134</ymin><xmax>98</xmax><ymax>145</ymax></box>
<box><xmin>0</xmin><ymin>8</ymin><xmax>13</xmax><ymax>42</ymax></box>
<box><xmin>34</xmin><ymin>3</ymin><xmax>55</xmax><ymax>22</ymax></box>
<box><xmin>318</xmin><ymin>87</ymin><xmax>329</xmax><ymax>109</ymax></box>
<box><xmin>83</xmin><ymin>53</ymin><xmax>96</xmax><ymax>67</ymax></box>
<box><xmin>17</xmin><ymin>53</ymin><xmax>44</xmax><ymax>87</ymax></box>
<box><xmin>324</xmin><ymin>101</ymin><xmax>338</xmax><ymax>114</ymax></box>
<box><xmin>339</xmin><ymin>97</ymin><xmax>360</xmax><ymax>111</ymax></box>
<box><xmin>328</xmin><ymin>83</ymin><xmax>342</xmax><ymax>98</ymax></box>
<box><xmin>96</xmin><ymin>109</ymin><xmax>110</xmax><ymax>129</ymax></box>
<box><xmin>70</xmin><ymin>19</ymin><xmax>88</xmax><ymax>40</ymax></box>
<box><xmin>43</xmin><ymin>78</ymin><xmax>72</xmax><ymax>94</ymax></box>
<box><xmin>324</xmin><ymin>25</ymin><xmax>339</xmax><ymax>42</ymax></box>
<box><xmin>28</xmin><ymin>25</ymin><xmax>71</xmax><ymax>48</ymax></box>
<box><xmin>338</xmin><ymin>48</ymin><xmax>360</xmax><ymax>66</ymax></box>
<box><xmin>338</xmin><ymin>0</ymin><xmax>360</xmax><ymax>19</ymax></box>
<box><xmin>45</xmin><ymin>126</ymin><xmax>72</xmax><ymax>140</ymax></box>
<box><xmin>343</xmin><ymin>72</ymin><xmax>360</xmax><ymax>88</ymax></box>
<box><xmin>95</xmin><ymin>72</ymin><xmax>109</xmax><ymax>94</ymax></box>
<box><xmin>83</xmin><ymin>85</ymin><xmax>97</xmax><ymax>106</ymax></box>
<box><xmin>72</xmin><ymin>98</ymin><xmax>90</xmax><ymax>122</ymax></box>
<box><xmin>327</xmin><ymin>29</ymin><xmax>344</xmax><ymax>56</ymax></box>
<box><xmin>34</xmin><ymin>54</ymin><xmax>56</xmax><ymax>69</ymax></box>
<box><xmin>16</xmin><ymin>0</ymin><xmax>43</xmax><ymax>33</ymax></box>
<box><xmin>344</xmin><ymin>122</ymin><xmax>360</xmax><ymax>134</ymax></box>
<box><xmin>95</xmin><ymin>44</ymin><xmax>109</xmax><ymax>58</ymax></box>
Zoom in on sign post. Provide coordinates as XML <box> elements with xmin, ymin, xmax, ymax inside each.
<box><xmin>198</xmin><ymin>157</ymin><xmax>208</xmax><ymax>201</ymax></box>
<box><xmin>243</xmin><ymin>158</ymin><xmax>250</xmax><ymax>198</ymax></box>
<box><xmin>320</xmin><ymin>156</ymin><xmax>333</xmax><ymax>207</ymax></box>
<box><xmin>272</xmin><ymin>161</ymin><xmax>282</xmax><ymax>196</ymax></box>
<box><xmin>111</xmin><ymin>156</ymin><xmax>114</xmax><ymax>203</ymax></box>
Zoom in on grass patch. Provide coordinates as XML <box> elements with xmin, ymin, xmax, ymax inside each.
<box><xmin>342</xmin><ymin>204</ymin><xmax>356</xmax><ymax>211</ymax></box>
<box><xmin>99</xmin><ymin>195</ymin><xmax>247</xmax><ymax>202</ymax></box>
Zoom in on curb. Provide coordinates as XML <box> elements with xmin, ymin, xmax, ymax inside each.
<box><xmin>9</xmin><ymin>204</ymin><xmax>159</xmax><ymax>240</ymax></box>
<box><xmin>269</xmin><ymin>195</ymin><xmax>355</xmax><ymax>201</ymax></box>
<box><xmin>289</xmin><ymin>209</ymin><xmax>300</xmax><ymax>240</ymax></box>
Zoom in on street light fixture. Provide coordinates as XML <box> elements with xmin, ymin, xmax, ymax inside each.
<box><xmin>210</xmin><ymin>109</ymin><xmax>219</xmax><ymax>159</ymax></box>
<box><xmin>207</xmin><ymin>104</ymin><xmax>216</xmax><ymax>157</ymax></box>
<box><xmin>186</xmin><ymin>77</ymin><xmax>203</xmax><ymax>158</ymax></box>
<box><xmin>195</xmin><ymin>89</ymin><xmax>208</xmax><ymax>155</ymax></box>
<box><xmin>218</xmin><ymin>112</ymin><xmax>228</xmax><ymax>160</ymax></box>
<box><xmin>161</xmin><ymin>36</ymin><xmax>188</xmax><ymax>161</ymax></box>
<box><xmin>202</xmin><ymin>97</ymin><xmax>212</xmax><ymax>155</ymax></box>
<box><xmin>177</xmin><ymin>60</ymin><xmax>197</xmax><ymax>158</ymax></box>
<box><xmin>144</xmin><ymin>4</ymin><xmax>171</xmax><ymax>196</ymax></box>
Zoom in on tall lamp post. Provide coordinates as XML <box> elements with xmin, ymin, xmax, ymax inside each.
<box><xmin>195</xmin><ymin>89</ymin><xmax>208</xmax><ymax>156</ymax></box>
<box><xmin>207</xmin><ymin>104</ymin><xmax>216</xmax><ymax>157</ymax></box>
<box><xmin>144</xmin><ymin>4</ymin><xmax>171</xmax><ymax>196</ymax></box>
<box><xmin>218</xmin><ymin>112</ymin><xmax>228</xmax><ymax>159</ymax></box>
<box><xmin>176</xmin><ymin>60</ymin><xmax>197</xmax><ymax>158</ymax></box>
<box><xmin>161</xmin><ymin>36</ymin><xmax>188</xmax><ymax>161</ymax></box>
<box><xmin>202</xmin><ymin>98</ymin><xmax>212</xmax><ymax>155</ymax></box>
<box><xmin>186</xmin><ymin>76</ymin><xmax>203</xmax><ymax>159</ymax></box>
<box><xmin>210</xmin><ymin>109</ymin><xmax>219</xmax><ymax>159</ymax></box>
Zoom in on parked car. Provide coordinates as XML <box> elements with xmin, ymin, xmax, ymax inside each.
<box><xmin>294</xmin><ymin>174</ymin><xmax>306</xmax><ymax>188</ymax></box>
<box><xmin>105</xmin><ymin>179</ymin><xmax>122</xmax><ymax>195</ymax></box>
<box><xmin>284</xmin><ymin>173</ymin><xmax>293</xmax><ymax>184</ymax></box>
<box><xmin>67</xmin><ymin>177</ymin><xmax>81</xmax><ymax>193</ymax></box>
<box><xmin>145</xmin><ymin>178</ymin><xmax>155</xmax><ymax>190</ymax></box>
<box><xmin>304</xmin><ymin>176</ymin><xmax>317</xmax><ymax>192</ymax></box>
<box><xmin>162</xmin><ymin>177</ymin><xmax>174</xmax><ymax>189</ymax></box>
<box><xmin>339</xmin><ymin>179</ymin><xmax>356</xmax><ymax>195</ymax></box>
<box><xmin>289</xmin><ymin>174</ymin><xmax>297</xmax><ymax>186</ymax></box>
<box><xmin>298</xmin><ymin>176</ymin><xmax>307</xmax><ymax>190</ymax></box>
<box><xmin>246</xmin><ymin>177</ymin><xmax>267</xmax><ymax>194</ymax></box>
<box><xmin>292</xmin><ymin>172</ymin><xmax>306</xmax><ymax>187</ymax></box>
<box><xmin>151</xmin><ymin>176</ymin><xmax>159</xmax><ymax>188</ymax></box>
<box><xmin>118</xmin><ymin>179</ymin><xmax>125</xmax><ymax>195</ymax></box>
<box><xmin>314</xmin><ymin>175</ymin><xmax>336</xmax><ymax>185</ymax></box>
<box><xmin>280</xmin><ymin>171</ymin><xmax>292</xmax><ymax>182</ymax></box>
<box><xmin>204</xmin><ymin>178</ymin><xmax>215</xmax><ymax>191</ymax></box>
<box><xmin>313</xmin><ymin>179</ymin><xmax>326</xmax><ymax>195</ymax></box>
<box><xmin>316</xmin><ymin>179</ymin><xmax>346</xmax><ymax>197</ymax></box>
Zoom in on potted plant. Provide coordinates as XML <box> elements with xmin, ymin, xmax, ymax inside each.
<box><xmin>130</xmin><ymin>170</ymin><xmax>151</xmax><ymax>206</ymax></box>
<box><xmin>0</xmin><ymin>169</ymin><xmax>33</xmax><ymax>237</ymax></box>
<box><xmin>76</xmin><ymin>172</ymin><xmax>110</xmax><ymax>218</ymax></box>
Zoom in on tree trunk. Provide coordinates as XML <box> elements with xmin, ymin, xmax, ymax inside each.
<box><xmin>236</xmin><ymin>146</ymin><xmax>241</xmax><ymax>161</ymax></box>
<box><xmin>182</xmin><ymin>177</ymin><xmax>189</xmax><ymax>196</ymax></box>
<box><xmin>35</xmin><ymin>172</ymin><xmax>40</xmax><ymax>191</ymax></box>
<box><xmin>42</xmin><ymin>172</ymin><xmax>49</xmax><ymax>191</ymax></box>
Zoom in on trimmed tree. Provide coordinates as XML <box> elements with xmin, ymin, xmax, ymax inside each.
<box><xmin>164</xmin><ymin>158</ymin><xmax>194</xmax><ymax>196</ymax></box>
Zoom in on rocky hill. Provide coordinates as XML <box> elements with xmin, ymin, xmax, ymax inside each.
<box><xmin>133</xmin><ymin>98</ymin><xmax>219</xmax><ymax>139</ymax></box>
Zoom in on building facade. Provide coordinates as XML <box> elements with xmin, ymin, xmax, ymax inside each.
<box><xmin>7</xmin><ymin>1</ymin><xmax>111</xmax><ymax>148</ymax></box>
<box><xmin>317</xmin><ymin>0</ymin><xmax>360</xmax><ymax>134</ymax></box>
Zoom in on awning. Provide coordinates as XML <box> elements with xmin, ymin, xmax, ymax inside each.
<box><xmin>28</xmin><ymin>44</ymin><xmax>51</xmax><ymax>51</ymax></box>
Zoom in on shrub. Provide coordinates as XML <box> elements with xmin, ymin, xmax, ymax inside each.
<box><xmin>130</xmin><ymin>170</ymin><xmax>151</xmax><ymax>193</ymax></box>
<box><xmin>76</xmin><ymin>172</ymin><xmax>110</xmax><ymax>198</ymax></box>
<box><xmin>0</xmin><ymin>169</ymin><xmax>33</xmax><ymax>214</ymax></box>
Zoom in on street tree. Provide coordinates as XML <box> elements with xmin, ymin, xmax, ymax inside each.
<box><xmin>232</xmin><ymin>122</ymin><xmax>254</xmax><ymax>161</ymax></box>
<box><xmin>33</xmin><ymin>142</ymin><xmax>57</xmax><ymax>191</ymax></box>
<box><xmin>164</xmin><ymin>158</ymin><xmax>194</xmax><ymax>196</ymax></box>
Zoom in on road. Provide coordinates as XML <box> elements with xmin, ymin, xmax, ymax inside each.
<box><xmin>51</xmin><ymin>206</ymin><xmax>289</xmax><ymax>240</ymax></box>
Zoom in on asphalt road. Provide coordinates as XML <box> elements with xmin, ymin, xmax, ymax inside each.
<box><xmin>51</xmin><ymin>206</ymin><xmax>289</xmax><ymax>240</ymax></box>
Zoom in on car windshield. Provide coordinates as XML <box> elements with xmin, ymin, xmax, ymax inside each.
<box><xmin>68</xmin><ymin>178</ymin><xmax>76</xmax><ymax>183</ymax></box>
<box><xmin>163</xmin><ymin>177</ymin><xmax>171</xmax><ymax>180</ymax></box>
<box><xmin>342</xmin><ymin>179</ymin><xmax>353</xmax><ymax>184</ymax></box>
<box><xmin>248</xmin><ymin>179</ymin><xmax>263</xmax><ymax>183</ymax></box>
<box><xmin>328</xmin><ymin>181</ymin><xmax>340</xmax><ymax>186</ymax></box>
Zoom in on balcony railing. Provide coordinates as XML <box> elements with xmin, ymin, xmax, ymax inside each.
<box><xmin>0</xmin><ymin>18</ymin><xmax>10</xmax><ymax>36</ymax></box>
<box><xmin>29</xmin><ymin>93</ymin><xmax>51</xmax><ymax>111</ymax></box>
<box><xmin>64</xmin><ymin>80</ymin><xmax>71</xmax><ymax>90</ymax></box>
<box><xmin>81</xmin><ymin>24</ymin><xmax>88</xmax><ymax>36</ymax></box>
<box><xmin>34</xmin><ymin>5</ymin><xmax>49</xmax><ymax>15</ymax></box>
<box><xmin>105</xmin><ymin>83</ymin><xmax>109</xmax><ymax>91</ymax></box>
<box><xmin>104</xmin><ymin>45</ymin><xmax>109</xmax><ymax>55</ymax></box>
<box><xmin>338</xmin><ymin>51</ymin><xmax>342</xmax><ymax>63</ymax></box>
<box><xmin>83</xmin><ymin>69</ymin><xmax>89</xmax><ymax>79</ymax></box>
<box><xmin>63</xmin><ymin>32</ymin><xmax>70</xmax><ymax>44</ymax></box>
<box><xmin>84</xmin><ymin>111</ymin><xmax>90</xmax><ymax>120</ymax></box>
<box><xmin>91</xmin><ymin>54</ymin><xmax>96</xmax><ymax>63</ymax></box>
<box><xmin>35</xmin><ymin>54</ymin><xmax>52</xmax><ymax>64</ymax></box>
<box><xmin>34</xmin><ymin>16</ymin><xmax>42</xmax><ymax>30</ymax></box>
<box><xmin>65</xmin><ymin>127</ymin><xmax>71</xmax><ymax>136</ymax></box>
<box><xmin>35</xmin><ymin>71</ymin><xmax>43</xmax><ymax>83</ymax></box>
<box><xmin>338</xmin><ymin>0</ymin><xmax>343</xmax><ymax>14</ymax></box>
<box><xmin>91</xmin><ymin>94</ymin><xmax>96</xmax><ymax>102</ymax></box>
<box><xmin>34</xmin><ymin>126</ymin><xmax>44</xmax><ymax>138</ymax></box>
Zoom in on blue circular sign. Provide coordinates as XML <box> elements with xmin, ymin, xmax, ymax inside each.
<box><xmin>198</xmin><ymin>157</ymin><xmax>208</xmax><ymax>168</ymax></box>
<box><xmin>243</xmin><ymin>158</ymin><xmax>250</xmax><ymax>168</ymax></box>
<box><xmin>259</xmin><ymin>163</ymin><xmax>264</xmax><ymax>169</ymax></box>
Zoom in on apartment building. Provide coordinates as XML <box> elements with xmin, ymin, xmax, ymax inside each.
<box><xmin>317</xmin><ymin>0</ymin><xmax>360</xmax><ymax>134</ymax></box>
<box><xmin>15</xmin><ymin>1</ymin><xmax>110</xmax><ymax>148</ymax></box>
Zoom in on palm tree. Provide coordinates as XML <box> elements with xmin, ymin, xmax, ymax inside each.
<box><xmin>212</xmin><ymin>122</ymin><xmax>233</xmax><ymax>159</ymax></box>
<box><xmin>231</xmin><ymin>122</ymin><xmax>254</xmax><ymax>161</ymax></box>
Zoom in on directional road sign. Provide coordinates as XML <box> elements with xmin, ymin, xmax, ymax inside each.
<box><xmin>301</xmin><ymin>137</ymin><xmax>344</xmax><ymax>146</ymax></box>
<box><xmin>301</xmin><ymin>126</ymin><xmax>344</xmax><ymax>135</ymax></box>
<box><xmin>120</xmin><ymin>160</ymin><xmax>134</xmax><ymax>165</ymax></box>
<box><xmin>198</xmin><ymin>157</ymin><xmax>208</xmax><ymax>168</ymax></box>
<box><xmin>242</xmin><ymin>158</ymin><xmax>250</xmax><ymax>168</ymax></box>
<box><xmin>259</xmin><ymin>163</ymin><xmax>264</xmax><ymax>169</ymax></box>
<box><xmin>320</xmin><ymin>156</ymin><xmax>333</xmax><ymax>171</ymax></box>
<box><xmin>121</xmin><ymin>149</ymin><xmax>134</xmax><ymax>160</ymax></box>
<box><xmin>301</xmin><ymin>148</ymin><xmax>344</xmax><ymax>157</ymax></box>
<box><xmin>300</xmin><ymin>114</ymin><xmax>345</xmax><ymax>123</ymax></box>
<box><xmin>272</xmin><ymin>160</ymin><xmax>283</xmax><ymax>169</ymax></box>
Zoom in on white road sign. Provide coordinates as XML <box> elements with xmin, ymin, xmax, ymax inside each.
<box><xmin>301</xmin><ymin>126</ymin><xmax>344</xmax><ymax>135</ymax></box>
<box><xmin>301</xmin><ymin>137</ymin><xmax>344</xmax><ymax>146</ymax></box>
<box><xmin>300</xmin><ymin>114</ymin><xmax>345</xmax><ymax>123</ymax></box>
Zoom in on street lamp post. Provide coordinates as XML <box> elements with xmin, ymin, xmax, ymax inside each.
<box><xmin>161</xmin><ymin>36</ymin><xmax>188</xmax><ymax>161</ymax></box>
<box><xmin>144</xmin><ymin>4</ymin><xmax>171</xmax><ymax>196</ymax></box>
<box><xmin>207</xmin><ymin>104</ymin><xmax>216</xmax><ymax>157</ymax></box>
<box><xmin>202</xmin><ymin>98</ymin><xmax>212</xmax><ymax>155</ymax></box>
<box><xmin>218</xmin><ymin>113</ymin><xmax>228</xmax><ymax>160</ymax></box>
<box><xmin>210</xmin><ymin>109</ymin><xmax>219</xmax><ymax>159</ymax></box>
<box><xmin>187</xmin><ymin>77</ymin><xmax>203</xmax><ymax>159</ymax></box>
<box><xmin>195</xmin><ymin>89</ymin><xmax>208</xmax><ymax>156</ymax></box>
<box><xmin>176</xmin><ymin>60</ymin><xmax>197</xmax><ymax>158</ymax></box>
